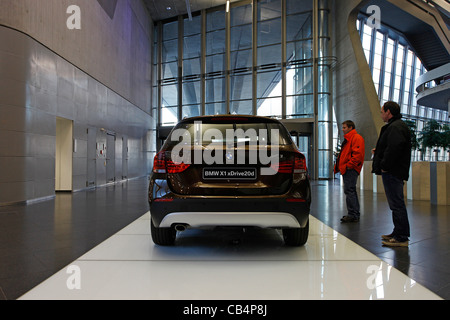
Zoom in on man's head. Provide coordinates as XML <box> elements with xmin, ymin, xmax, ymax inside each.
<box><xmin>342</xmin><ymin>120</ymin><xmax>355</xmax><ymax>135</ymax></box>
<box><xmin>381</xmin><ymin>101</ymin><xmax>401</xmax><ymax>123</ymax></box>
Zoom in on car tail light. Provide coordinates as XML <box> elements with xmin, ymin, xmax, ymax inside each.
<box><xmin>153</xmin><ymin>151</ymin><xmax>190</xmax><ymax>174</ymax></box>
<box><xmin>153</xmin><ymin>151</ymin><xmax>166</xmax><ymax>173</ymax></box>
<box><xmin>271</xmin><ymin>152</ymin><xmax>307</xmax><ymax>174</ymax></box>
<box><xmin>293</xmin><ymin>153</ymin><xmax>307</xmax><ymax>174</ymax></box>
<box><xmin>166</xmin><ymin>159</ymin><xmax>190</xmax><ymax>173</ymax></box>
<box><xmin>276</xmin><ymin>159</ymin><xmax>294</xmax><ymax>173</ymax></box>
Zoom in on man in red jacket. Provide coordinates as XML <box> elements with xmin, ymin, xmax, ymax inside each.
<box><xmin>334</xmin><ymin>120</ymin><xmax>365</xmax><ymax>222</ymax></box>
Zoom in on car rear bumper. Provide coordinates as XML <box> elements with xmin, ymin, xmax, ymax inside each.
<box><xmin>159</xmin><ymin>212</ymin><xmax>303</xmax><ymax>228</ymax></box>
<box><xmin>149</xmin><ymin>197</ymin><xmax>310</xmax><ymax>229</ymax></box>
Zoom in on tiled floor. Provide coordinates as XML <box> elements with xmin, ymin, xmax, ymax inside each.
<box><xmin>0</xmin><ymin>177</ymin><xmax>448</xmax><ymax>300</ymax></box>
<box><xmin>0</xmin><ymin>178</ymin><xmax>149</xmax><ymax>300</ymax></box>
<box><xmin>18</xmin><ymin>213</ymin><xmax>440</xmax><ymax>300</ymax></box>
<box><xmin>310</xmin><ymin>180</ymin><xmax>450</xmax><ymax>299</ymax></box>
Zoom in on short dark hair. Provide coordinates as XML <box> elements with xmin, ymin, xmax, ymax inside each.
<box><xmin>342</xmin><ymin>120</ymin><xmax>355</xmax><ymax>129</ymax></box>
<box><xmin>383</xmin><ymin>101</ymin><xmax>401</xmax><ymax>116</ymax></box>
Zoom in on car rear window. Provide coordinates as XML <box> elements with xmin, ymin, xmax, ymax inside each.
<box><xmin>166</xmin><ymin>121</ymin><xmax>292</xmax><ymax>147</ymax></box>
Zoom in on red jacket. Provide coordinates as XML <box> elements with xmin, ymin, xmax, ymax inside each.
<box><xmin>334</xmin><ymin>129</ymin><xmax>365</xmax><ymax>175</ymax></box>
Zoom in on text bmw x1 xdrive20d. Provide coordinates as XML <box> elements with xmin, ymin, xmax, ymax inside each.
<box><xmin>148</xmin><ymin>115</ymin><xmax>311</xmax><ymax>246</ymax></box>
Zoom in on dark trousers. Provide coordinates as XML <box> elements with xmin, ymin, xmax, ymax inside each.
<box><xmin>343</xmin><ymin>169</ymin><xmax>360</xmax><ymax>218</ymax></box>
<box><xmin>382</xmin><ymin>172</ymin><xmax>410</xmax><ymax>241</ymax></box>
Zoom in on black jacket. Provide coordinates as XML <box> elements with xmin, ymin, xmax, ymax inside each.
<box><xmin>372</xmin><ymin>115</ymin><xmax>412</xmax><ymax>181</ymax></box>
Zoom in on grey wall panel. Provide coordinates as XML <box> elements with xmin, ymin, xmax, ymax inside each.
<box><xmin>0</xmin><ymin>131</ymin><xmax>30</xmax><ymax>157</ymax></box>
<box><xmin>74</xmin><ymin>67</ymin><xmax>89</xmax><ymax>91</ymax></box>
<box><xmin>0</xmin><ymin>104</ymin><xmax>27</xmax><ymax>132</ymax></box>
<box><xmin>30</xmin><ymin>134</ymin><xmax>55</xmax><ymax>159</ymax></box>
<box><xmin>34</xmin><ymin>157</ymin><xmax>55</xmax><ymax>181</ymax></box>
<box><xmin>29</xmin><ymin>46</ymin><xmax>58</xmax><ymax>94</ymax></box>
<box><xmin>0</xmin><ymin>25</ymin><xmax>153</xmax><ymax>205</ymax></box>
<box><xmin>0</xmin><ymin>0</ymin><xmax>153</xmax><ymax>113</ymax></box>
<box><xmin>0</xmin><ymin>26</ymin><xmax>28</xmax><ymax>57</ymax></box>
<box><xmin>86</xmin><ymin>127</ymin><xmax>97</xmax><ymax>188</ymax></box>
<box><xmin>0</xmin><ymin>157</ymin><xmax>34</xmax><ymax>183</ymax></box>
<box><xmin>72</xmin><ymin>157</ymin><xmax>87</xmax><ymax>179</ymax></box>
<box><xmin>0</xmin><ymin>77</ymin><xmax>27</xmax><ymax>108</ymax></box>
<box><xmin>0</xmin><ymin>181</ymin><xmax>34</xmax><ymax>204</ymax></box>
<box><xmin>0</xmin><ymin>49</ymin><xmax>29</xmax><ymax>83</ymax></box>
<box><xmin>57</xmin><ymin>77</ymin><xmax>75</xmax><ymax>101</ymax></box>
<box><xmin>74</xmin><ymin>101</ymin><xmax>88</xmax><ymax>124</ymax></box>
<box><xmin>56</xmin><ymin>95</ymin><xmax>75</xmax><ymax>120</ymax></box>
<box><xmin>72</xmin><ymin>123</ymin><xmax>88</xmax><ymax>144</ymax></box>
<box><xmin>28</xmin><ymin>108</ymin><xmax>56</xmax><ymax>136</ymax></box>
<box><xmin>72</xmin><ymin>175</ymin><xmax>87</xmax><ymax>192</ymax></box>
<box><xmin>33</xmin><ymin>178</ymin><xmax>55</xmax><ymax>199</ymax></box>
<box><xmin>27</xmin><ymin>84</ymin><xmax>57</xmax><ymax>114</ymax></box>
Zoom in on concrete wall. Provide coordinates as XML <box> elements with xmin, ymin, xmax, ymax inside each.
<box><xmin>331</xmin><ymin>0</ymin><xmax>385</xmax><ymax>160</ymax></box>
<box><xmin>360</xmin><ymin>161</ymin><xmax>450</xmax><ymax>205</ymax></box>
<box><xmin>0</xmin><ymin>0</ymin><xmax>152</xmax><ymax>111</ymax></box>
<box><xmin>332</xmin><ymin>0</ymin><xmax>449</xmax><ymax>206</ymax></box>
<box><xmin>412</xmin><ymin>161</ymin><xmax>450</xmax><ymax>205</ymax></box>
<box><xmin>0</xmin><ymin>0</ymin><xmax>154</xmax><ymax>205</ymax></box>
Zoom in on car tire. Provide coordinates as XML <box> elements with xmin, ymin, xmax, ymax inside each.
<box><xmin>151</xmin><ymin>219</ymin><xmax>176</xmax><ymax>246</ymax></box>
<box><xmin>283</xmin><ymin>218</ymin><xmax>309</xmax><ymax>246</ymax></box>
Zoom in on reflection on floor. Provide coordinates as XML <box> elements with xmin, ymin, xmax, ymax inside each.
<box><xmin>1</xmin><ymin>178</ymin><xmax>448</xmax><ymax>300</ymax></box>
<box><xmin>19</xmin><ymin>214</ymin><xmax>441</xmax><ymax>299</ymax></box>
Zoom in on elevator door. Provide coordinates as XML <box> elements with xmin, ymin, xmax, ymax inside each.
<box><xmin>55</xmin><ymin>117</ymin><xmax>73</xmax><ymax>191</ymax></box>
<box><xmin>87</xmin><ymin>127</ymin><xmax>97</xmax><ymax>188</ymax></box>
<box><xmin>106</xmin><ymin>133</ymin><xmax>116</xmax><ymax>183</ymax></box>
<box><xmin>122</xmin><ymin>136</ymin><xmax>128</xmax><ymax>180</ymax></box>
<box><xmin>96</xmin><ymin>129</ymin><xmax>107</xmax><ymax>186</ymax></box>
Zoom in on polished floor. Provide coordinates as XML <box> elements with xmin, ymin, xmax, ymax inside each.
<box><xmin>0</xmin><ymin>177</ymin><xmax>448</xmax><ymax>300</ymax></box>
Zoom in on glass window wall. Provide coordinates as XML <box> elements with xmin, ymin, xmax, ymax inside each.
<box><xmin>286</xmin><ymin>3</ymin><xmax>313</xmax><ymax>119</ymax></box>
<box><xmin>358</xmin><ymin>16</ymin><xmax>449</xmax><ymax>161</ymax></box>
<box><xmin>206</xmin><ymin>9</ymin><xmax>226</xmax><ymax>116</ymax></box>
<box><xmin>155</xmin><ymin>0</ymin><xmax>332</xmax><ymax>178</ymax></box>
<box><xmin>256</xmin><ymin>0</ymin><xmax>282</xmax><ymax>118</ymax></box>
<box><xmin>230</xmin><ymin>2</ymin><xmax>253</xmax><ymax>115</ymax></box>
<box><xmin>161</xmin><ymin>20</ymin><xmax>179</xmax><ymax>125</ymax></box>
<box><xmin>182</xmin><ymin>15</ymin><xmax>202</xmax><ymax>119</ymax></box>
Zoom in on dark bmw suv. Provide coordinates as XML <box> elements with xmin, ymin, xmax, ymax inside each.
<box><xmin>148</xmin><ymin>115</ymin><xmax>311</xmax><ymax>246</ymax></box>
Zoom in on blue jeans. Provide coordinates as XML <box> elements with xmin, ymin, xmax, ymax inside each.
<box><xmin>381</xmin><ymin>172</ymin><xmax>410</xmax><ymax>241</ymax></box>
<box><xmin>343</xmin><ymin>169</ymin><xmax>360</xmax><ymax>219</ymax></box>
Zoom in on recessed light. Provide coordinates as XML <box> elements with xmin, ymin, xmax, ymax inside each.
<box><xmin>166</xmin><ymin>6</ymin><xmax>172</xmax><ymax>10</ymax></box>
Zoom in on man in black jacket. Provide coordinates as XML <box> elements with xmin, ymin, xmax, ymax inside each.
<box><xmin>372</xmin><ymin>101</ymin><xmax>412</xmax><ymax>247</ymax></box>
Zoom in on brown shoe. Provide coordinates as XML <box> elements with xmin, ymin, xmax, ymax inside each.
<box><xmin>340</xmin><ymin>215</ymin><xmax>359</xmax><ymax>223</ymax></box>
<box><xmin>381</xmin><ymin>233</ymin><xmax>394</xmax><ymax>240</ymax></box>
<box><xmin>382</xmin><ymin>238</ymin><xmax>409</xmax><ymax>247</ymax></box>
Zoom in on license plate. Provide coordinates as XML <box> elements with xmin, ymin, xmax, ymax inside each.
<box><xmin>203</xmin><ymin>168</ymin><xmax>257</xmax><ymax>180</ymax></box>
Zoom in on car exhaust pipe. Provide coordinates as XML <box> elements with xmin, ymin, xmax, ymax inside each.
<box><xmin>174</xmin><ymin>224</ymin><xmax>188</xmax><ymax>232</ymax></box>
